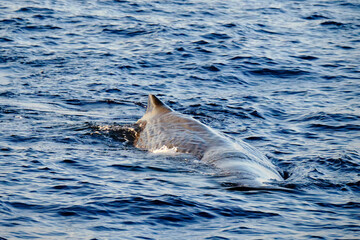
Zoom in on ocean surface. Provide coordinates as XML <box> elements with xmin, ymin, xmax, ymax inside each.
<box><xmin>1</xmin><ymin>0</ymin><xmax>359</xmax><ymax>239</ymax></box>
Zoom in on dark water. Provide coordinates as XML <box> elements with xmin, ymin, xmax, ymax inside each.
<box><xmin>1</xmin><ymin>0</ymin><xmax>359</xmax><ymax>239</ymax></box>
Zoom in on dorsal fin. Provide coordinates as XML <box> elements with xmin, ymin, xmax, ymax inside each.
<box><xmin>146</xmin><ymin>94</ymin><xmax>172</xmax><ymax>114</ymax></box>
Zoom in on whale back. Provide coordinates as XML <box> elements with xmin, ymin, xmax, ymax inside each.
<box><xmin>134</xmin><ymin>94</ymin><xmax>283</xmax><ymax>186</ymax></box>
<box><xmin>135</xmin><ymin>94</ymin><xmax>223</xmax><ymax>158</ymax></box>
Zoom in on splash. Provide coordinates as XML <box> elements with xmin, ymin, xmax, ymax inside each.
<box><xmin>90</xmin><ymin>123</ymin><xmax>139</xmax><ymax>143</ymax></box>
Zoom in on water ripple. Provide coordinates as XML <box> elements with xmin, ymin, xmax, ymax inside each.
<box><xmin>1</xmin><ymin>0</ymin><xmax>359</xmax><ymax>239</ymax></box>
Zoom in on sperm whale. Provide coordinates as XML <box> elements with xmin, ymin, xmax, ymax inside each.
<box><xmin>134</xmin><ymin>94</ymin><xmax>283</xmax><ymax>187</ymax></box>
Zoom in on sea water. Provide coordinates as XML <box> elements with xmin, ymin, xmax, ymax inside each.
<box><xmin>0</xmin><ymin>0</ymin><xmax>359</xmax><ymax>239</ymax></box>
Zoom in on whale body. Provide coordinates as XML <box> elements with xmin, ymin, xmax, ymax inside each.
<box><xmin>134</xmin><ymin>94</ymin><xmax>283</xmax><ymax>187</ymax></box>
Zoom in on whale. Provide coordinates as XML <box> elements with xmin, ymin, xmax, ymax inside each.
<box><xmin>133</xmin><ymin>94</ymin><xmax>283</xmax><ymax>188</ymax></box>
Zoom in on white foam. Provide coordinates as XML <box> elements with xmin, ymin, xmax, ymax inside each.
<box><xmin>151</xmin><ymin>145</ymin><xmax>178</xmax><ymax>155</ymax></box>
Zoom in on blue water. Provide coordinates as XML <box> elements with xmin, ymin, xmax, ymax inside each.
<box><xmin>1</xmin><ymin>0</ymin><xmax>359</xmax><ymax>239</ymax></box>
